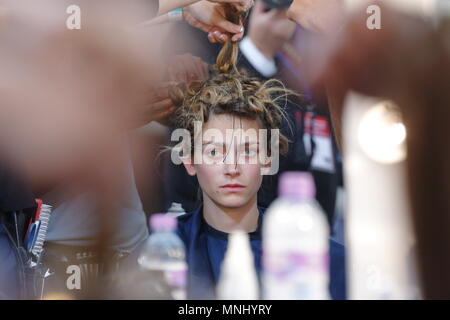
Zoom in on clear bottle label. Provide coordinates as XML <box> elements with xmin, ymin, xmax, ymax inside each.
<box><xmin>164</xmin><ymin>263</ymin><xmax>187</xmax><ymax>300</ymax></box>
<box><xmin>264</xmin><ymin>250</ymin><xmax>329</xmax><ymax>300</ymax></box>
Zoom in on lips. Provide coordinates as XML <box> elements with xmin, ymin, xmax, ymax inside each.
<box><xmin>220</xmin><ymin>184</ymin><xmax>245</xmax><ymax>191</ymax></box>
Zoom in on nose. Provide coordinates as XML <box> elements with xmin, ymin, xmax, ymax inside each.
<box><xmin>222</xmin><ymin>138</ymin><xmax>241</xmax><ymax>177</ymax></box>
<box><xmin>224</xmin><ymin>162</ymin><xmax>240</xmax><ymax>178</ymax></box>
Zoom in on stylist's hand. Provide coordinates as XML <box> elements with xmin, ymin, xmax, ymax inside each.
<box><xmin>208</xmin><ymin>0</ymin><xmax>254</xmax><ymax>12</ymax></box>
<box><xmin>128</xmin><ymin>83</ymin><xmax>177</xmax><ymax>128</ymax></box>
<box><xmin>167</xmin><ymin>53</ymin><xmax>209</xmax><ymax>83</ymax></box>
<box><xmin>158</xmin><ymin>0</ymin><xmax>252</xmax><ymax>14</ymax></box>
<box><xmin>183</xmin><ymin>0</ymin><xmax>246</xmax><ymax>43</ymax></box>
<box><xmin>130</xmin><ymin>54</ymin><xmax>210</xmax><ymax>129</ymax></box>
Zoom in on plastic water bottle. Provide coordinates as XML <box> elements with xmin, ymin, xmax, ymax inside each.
<box><xmin>343</xmin><ymin>93</ymin><xmax>420</xmax><ymax>299</ymax></box>
<box><xmin>217</xmin><ymin>231</ymin><xmax>259</xmax><ymax>300</ymax></box>
<box><xmin>167</xmin><ymin>202</ymin><xmax>186</xmax><ymax>218</ymax></box>
<box><xmin>138</xmin><ymin>214</ymin><xmax>187</xmax><ymax>300</ymax></box>
<box><xmin>263</xmin><ymin>172</ymin><xmax>330</xmax><ymax>299</ymax></box>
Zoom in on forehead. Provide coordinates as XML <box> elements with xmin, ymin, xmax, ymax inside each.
<box><xmin>202</xmin><ymin>113</ymin><xmax>263</xmax><ymax>133</ymax></box>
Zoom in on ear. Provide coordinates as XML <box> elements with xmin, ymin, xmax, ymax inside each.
<box><xmin>262</xmin><ymin>158</ymin><xmax>272</xmax><ymax>168</ymax></box>
<box><xmin>181</xmin><ymin>156</ymin><xmax>197</xmax><ymax>176</ymax></box>
<box><xmin>260</xmin><ymin>156</ymin><xmax>273</xmax><ymax>176</ymax></box>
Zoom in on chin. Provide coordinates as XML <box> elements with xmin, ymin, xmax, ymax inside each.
<box><xmin>214</xmin><ymin>195</ymin><xmax>251</xmax><ymax>209</ymax></box>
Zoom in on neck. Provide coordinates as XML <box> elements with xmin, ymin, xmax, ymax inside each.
<box><xmin>202</xmin><ymin>194</ymin><xmax>259</xmax><ymax>233</ymax></box>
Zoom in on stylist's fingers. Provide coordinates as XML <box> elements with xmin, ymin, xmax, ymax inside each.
<box><xmin>208</xmin><ymin>31</ymin><xmax>217</xmax><ymax>43</ymax></box>
<box><xmin>214</xmin><ymin>18</ymin><xmax>242</xmax><ymax>37</ymax></box>
<box><xmin>192</xmin><ymin>56</ymin><xmax>209</xmax><ymax>80</ymax></box>
<box><xmin>209</xmin><ymin>29</ymin><xmax>239</xmax><ymax>43</ymax></box>
<box><xmin>187</xmin><ymin>56</ymin><xmax>203</xmax><ymax>81</ymax></box>
<box><xmin>152</xmin><ymin>105</ymin><xmax>176</xmax><ymax>122</ymax></box>
<box><xmin>231</xmin><ymin>17</ymin><xmax>244</xmax><ymax>42</ymax></box>
<box><xmin>210</xmin><ymin>29</ymin><xmax>229</xmax><ymax>43</ymax></box>
<box><xmin>130</xmin><ymin>96</ymin><xmax>174</xmax><ymax>128</ymax></box>
<box><xmin>179</xmin><ymin>60</ymin><xmax>189</xmax><ymax>82</ymax></box>
<box><xmin>199</xmin><ymin>59</ymin><xmax>209</xmax><ymax>80</ymax></box>
<box><xmin>217</xmin><ymin>31</ymin><xmax>229</xmax><ymax>43</ymax></box>
<box><xmin>210</xmin><ymin>0</ymin><xmax>254</xmax><ymax>10</ymax></box>
<box><xmin>167</xmin><ymin>63</ymin><xmax>183</xmax><ymax>82</ymax></box>
<box><xmin>153</xmin><ymin>85</ymin><xmax>171</xmax><ymax>100</ymax></box>
<box><xmin>183</xmin><ymin>12</ymin><xmax>211</xmax><ymax>33</ymax></box>
<box><xmin>169</xmin><ymin>54</ymin><xmax>208</xmax><ymax>82</ymax></box>
<box><xmin>143</xmin><ymin>81</ymin><xmax>172</xmax><ymax>104</ymax></box>
<box><xmin>179</xmin><ymin>55</ymin><xmax>198</xmax><ymax>81</ymax></box>
<box><xmin>231</xmin><ymin>29</ymin><xmax>243</xmax><ymax>42</ymax></box>
<box><xmin>191</xmin><ymin>55</ymin><xmax>208</xmax><ymax>81</ymax></box>
<box><xmin>149</xmin><ymin>98</ymin><xmax>174</xmax><ymax>113</ymax></box>
<box><xmin>232</xmin><ymin>0</ymin><xmax>254</xmax><ymax>11</ymax></box>
<box><xmin>172</xmin><ymin>56</ymin><xmax>189</xmax><ymax>82</ymax></box>
<box><xmin>151</xmin><ymin>81</ymin><xmax>177</xmax><ymax>99</ymax></box>
<box><xmin>136</xmin><ymin>88</ymin><xmax>166</xmax><ymax>107</ymax></box>
<box><xmin>176</xmin><ymin>56</ymin><xmax>191</xmax><ymax>82</ymax></box>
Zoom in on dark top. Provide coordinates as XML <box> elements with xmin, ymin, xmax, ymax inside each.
<box><xmin>176</xmin><ymin>206</ymin><xmax>347</xmax><ymax>300</ymax></box>
<box><xmin>0</xmin><ymin>164</ymin><xmax>36</xmax><ymax>213</ymax></box>
<box><xmin>0</xmin><ymin>164</ymin><xmax>36</xmax><ymax>299</ymax></box>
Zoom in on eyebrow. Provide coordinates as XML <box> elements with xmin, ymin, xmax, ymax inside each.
<box><xmin>202</xmin><ymin>141</ymin><xmax>259</xmax><ymax>147</ymax></box>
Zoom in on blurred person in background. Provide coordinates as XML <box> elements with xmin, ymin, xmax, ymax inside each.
<box><xmin>0</xmin><ymin>0</ymin><xmax>175</xmax><ymax>299</ymax></box>
<box><xmin>284</xmin><ymin>0</ymin><xmax>450</xmax><ymax>298</ymax></box>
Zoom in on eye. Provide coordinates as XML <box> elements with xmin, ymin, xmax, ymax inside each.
<box><xmin>243</xmin><ymin>145</ymin><xmax>258</xmax><ymax>157</ymax></box>
<box><xmin>204</xmin><ymin>145</ymin><xmax>223</xmax><ymax>158</ymax></box>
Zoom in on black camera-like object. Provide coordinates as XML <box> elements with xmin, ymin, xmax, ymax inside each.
<box><xmin>261</xmin><ymin>0</ymin><xmax>293</xmax><ymax>9</ymax></box>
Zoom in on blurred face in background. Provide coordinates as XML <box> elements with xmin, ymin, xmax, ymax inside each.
<box><xmin>182</xmin><ymin>114</ymin><xmax>270</xmax><ymax>210</ymax></box>
<box><xmin>247</xmin><ymin>0</ymin><xmax>297</xmax><ymax>58</ymax></box>
<box><xmin>287</xmin><ymin>0</ymin><xmax>345</xmax><ymax>34</ymax></box>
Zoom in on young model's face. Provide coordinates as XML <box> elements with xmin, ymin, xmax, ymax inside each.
<box><xmin>182</xmin><ymin>113</ymin><xmax>269</xmax><ymax>209</ymax></box>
